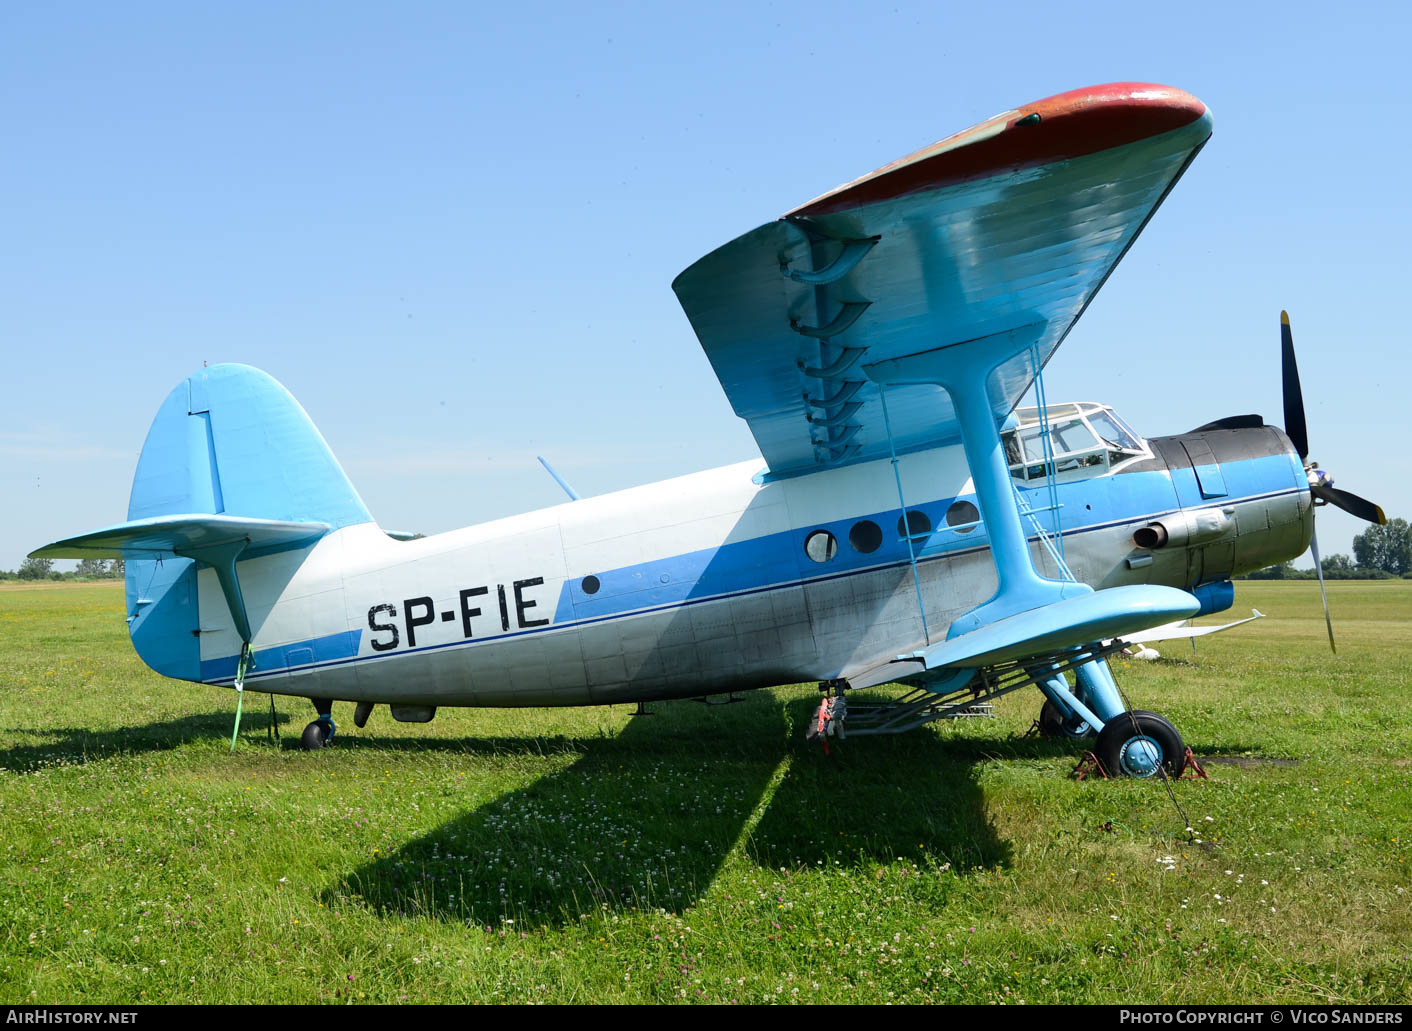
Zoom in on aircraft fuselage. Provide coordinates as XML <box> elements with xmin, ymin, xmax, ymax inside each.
<box><xmin>174</xmin><ymin>421</ymin><xmax>1310</xmax><ymax>710</ymax></box>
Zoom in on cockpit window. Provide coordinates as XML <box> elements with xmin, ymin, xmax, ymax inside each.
<box><xmin>1003</xmin><ymin>402</ymin><xmax>1150</xmax><ymax>484</ymax></box>
<box><xmin>1088</xmin><ymin>410</ymin><xmax>1140</xmax><ymax>451</ymax></box>
<box><xmin>1017</xmin><ymin>418</ymin><xmax>1098</xmax><ymax>462</ymax></box>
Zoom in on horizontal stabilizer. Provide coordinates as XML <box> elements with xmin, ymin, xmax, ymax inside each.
<box><xmin>30</xmin><ymin>514</ymin><xmax>330</xmax><ymax>561</ymax></box>
<box><xmin>905</xmin><ymin>585</ymin><xmax>1201</xmax><ymax>670</ymax></box>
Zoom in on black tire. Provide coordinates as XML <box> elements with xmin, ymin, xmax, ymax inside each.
<box><xmin>1038</xmin><ymin>697</ymin><xmax>1095</xmax><ymax>739</ymax></box>
<box><xmin>1094</xmin><ymin>710</ymin><xmax>1185</xmax><ymax>779</ymax></box>
<box><xmin>301</xmin><ymin>720</ymin><xmax>331</xmax><ymax>751</ymax></box>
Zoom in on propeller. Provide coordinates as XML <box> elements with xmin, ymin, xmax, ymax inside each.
<box><xmin>1278</xmin><ymin>310</ymin><xmax>1388</xmax><ymax>652</ymax></box>
<box><xmin>1306</xmin><ymin>520</ymin><xmax>1336</xmax><ymax>655</ymax></box>
<box><xmin>1282</xmin><ymin>311</ymin><xmax>1387</xmax><ymax>525</ymax></box>
<box><xmin>1280</xmin><ymin>311</ymin><xmax>1309</xmax><ymax>461</ymax></box>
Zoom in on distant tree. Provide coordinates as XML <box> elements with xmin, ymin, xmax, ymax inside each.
<box><xmin>1352</xmin><ymin>518</ymin><xmax>1412</xmax><ymax>575</ymax></box>
<box><xmin>17</xmin><ymin>557</ymin><xmax>52</xmax><ymax>580</ymax></box>
<box><xmin>75</xmin><ymin>557</ymin><xmax>110</xmax><ymax>578</ymax></box>
<box><xmin>1320</xmin><ymin>553</ymin><xmax>1353</xmax><ymax>574</ymax></box>
<box><xmin>108</xmin><ymin>558</ymin><xmax>125</xmax><ymax>579</ymax></box>
<box><xmin>1248</xmin><ymin>560</ymin><xmax>1297</xmax><ymax>580</ymax></box>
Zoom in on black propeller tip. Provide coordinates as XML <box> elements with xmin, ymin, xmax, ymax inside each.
<box><xmin>1280</xmin><ymin>310</ymin><xmax>1310</xmax><ymax>461</ymax></box>
<box><xmin>1311</xmin><ymin>483</ymin><xmax>1388</xmax><ymax>525</ymax></box>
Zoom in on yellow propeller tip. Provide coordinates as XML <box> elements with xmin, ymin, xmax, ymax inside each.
<box><xmin>1280</xmin><ymin>310</ymin><xmax>1290</xmax><ymax>325</ymax></box>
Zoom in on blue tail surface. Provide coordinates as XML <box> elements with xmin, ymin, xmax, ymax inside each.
<box><xmin>35</xmin><ymin>365</ymin><xmax>372</xmax><ymax>681</ymax></box>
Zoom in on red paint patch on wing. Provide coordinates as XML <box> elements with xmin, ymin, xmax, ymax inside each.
<box><xmin>789</xmin><ymin>83</ymin><xmax>1210</xmax><ymax>218</ymax></box>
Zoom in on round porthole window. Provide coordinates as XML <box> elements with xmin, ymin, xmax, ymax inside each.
<box><xmin>945</xmin><ymin>500</ymin><xmax>980</xmax><ymax>534</ymax></box>
<box><xmin>581</xmin><ymin>575</ymin><xmax>600</xmax><ymax>595</ymax></box>
<box><xmin>804</xmin><ymin>529</ymin><xmax>838</xmax><ymax>563</ymax></box>
<box><xmin>897</xmin><ymin>509</ymin><xmax>932</xmax><ymax>539</ymax></box>
<box><xmin>849</xmin><ymin>520</ymin><xmax>882</xmax><ymax>554</ymax></box>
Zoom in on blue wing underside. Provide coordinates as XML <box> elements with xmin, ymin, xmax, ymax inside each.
<box><xmin>673</xmin><ymin>88</ymin><xmax>1213</xmax><ymax>479</ymax></box>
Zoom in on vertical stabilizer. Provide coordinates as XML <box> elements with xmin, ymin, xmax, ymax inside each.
<box><xmin>123</xmin><ymin>365</ymin><xmax>371</xmax><ymax>679</ymax></box>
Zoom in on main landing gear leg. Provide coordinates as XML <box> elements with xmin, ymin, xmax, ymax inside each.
<box><xmin>1067</xmin><ymin>657</ymin><xmax>1186</xmax><ymax>779</ymax></box>
<box><xmin>1034</xmin><ymin>667</ymin><xmax>1104</xmax><ymax>740</ymax></box>
<box><xmin>301</xmin><ymin>697</ymin><xmax>336</xmax><ymax>751</ymax></box>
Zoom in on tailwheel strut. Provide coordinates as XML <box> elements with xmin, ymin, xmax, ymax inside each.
<box><xmin>301</xmin><ymin>697</ymin><xmax>336</xmax><ymax>751</ymax></box>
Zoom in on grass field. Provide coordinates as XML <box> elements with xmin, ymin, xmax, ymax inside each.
<box><xmin>1</xmin><ymin>580</ymin><xmax>1409</xmax><ymax>1004</ymax></box>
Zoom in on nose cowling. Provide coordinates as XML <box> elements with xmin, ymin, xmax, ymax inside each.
<box><xmin>1142</xmin><ymin>422</ymin><xmax>1312</xmax><ymax>581</ymax></box>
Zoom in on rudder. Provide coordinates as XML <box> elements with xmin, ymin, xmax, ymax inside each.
<box><xmin>124</xmin><ymin>365</ymin><xmax>371</xmax><ymax>680</ymax></box>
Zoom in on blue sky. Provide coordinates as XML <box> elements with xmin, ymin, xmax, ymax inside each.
<box><xmin>3</xmin><ymin>1</ymin><xmax>1408</xmax><ymax>571</ymax></box>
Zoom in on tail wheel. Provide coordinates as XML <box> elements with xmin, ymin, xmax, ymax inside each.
<box><xmin>1038</xmin><ymin>698</ymin><xmax>1094</xmax><ymax>739</ymax></box>
<box><xmin>1094</xmin><ymin>710</ymin><xmax>1184</xmax><ymax>778</ymax></box>
<box><xmin>301</xmin><ymin>720</ymin><xmax>333</xmax><ymax>751</ymax></box>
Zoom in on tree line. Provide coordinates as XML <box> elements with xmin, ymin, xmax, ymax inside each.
<box><xmin>0</xmin><ymin>557</ymin><xmax>126</xmax><ymax>582</ymax></box>
<box><xmin>1245</xmin><ymin>517</ymin><xmax>1411</xmax><ymax>580</ymax></box>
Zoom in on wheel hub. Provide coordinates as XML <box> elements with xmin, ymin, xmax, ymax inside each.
<box><xmin>1118</xmin><ymin>735</ymin><xmax>1162</xmax><ymax>777</ymax></box>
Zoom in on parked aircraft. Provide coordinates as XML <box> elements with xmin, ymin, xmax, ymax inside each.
<box><xmin>31</xmin><ymin>83</ymin><xmax>1385</xmax><ymax>776</ymax></box>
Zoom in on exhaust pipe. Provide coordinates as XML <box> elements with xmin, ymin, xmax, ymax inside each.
<box><xmin>1134</xmin><ymin>508</ymin><xmax>1235</xmax><ymax>550</ymax></box>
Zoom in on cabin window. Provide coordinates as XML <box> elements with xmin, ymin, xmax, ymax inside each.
<box><xmin>804</xmin><ymin>529</ymin><xmax>838</xmax><ymax>563</ymax></box>
<box><xmin>945</xmin><ymin>500</ymin><xmax>980</xmax><ymax>533</ymax></box>
<box><xmin>581</xmin><ymin>575</ymin><xmax>600</xmax><ymax>595</ymax></box>
<box><xmin>849</xmin><ymin>520</ymin><xmax>882</xmax><ymax>554</ymax></box>
<box><xmin>897</xmin><ymin>509</ymin><xmax>932</xmax><ymax>540</ymax></box>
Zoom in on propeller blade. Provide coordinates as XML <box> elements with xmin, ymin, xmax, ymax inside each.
<box><xmin>1311</xmin><ymin>482</ymin><xmax>1388</xmax><ymax>525</ymax></box>
<box><xmin>1280</xmin><ymin>311</ymin><xmax>1310</xmax><ymax>460</ymax></box>
<box><xmin>1308</xmin><ymin>522</ymin><xmax>1336</xmax><ymax>655</ymax></box>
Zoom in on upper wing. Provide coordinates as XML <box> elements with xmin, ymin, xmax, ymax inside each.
<box><xmin>672</xmin><ymin>83</ymin><xmax>1212</xmax><ymax>477</ymax></box>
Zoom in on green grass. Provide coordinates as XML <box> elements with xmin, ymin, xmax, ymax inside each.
<box><xmin>1</xmin><ymin>580</ymin><xmax>1409</xmax><ymax>1003</ymax></box>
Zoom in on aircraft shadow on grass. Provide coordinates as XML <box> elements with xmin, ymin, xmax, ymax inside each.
<box><xmin>0</xmin><ymin>709</ymin><xmax>287</xmax><ymax>772</ymax></box>
<box><xmin>329</xmin><ymin>691</ymin><xmax>1018</xmax><ymax>929</ymax></box>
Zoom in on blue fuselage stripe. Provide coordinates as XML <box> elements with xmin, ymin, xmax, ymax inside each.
<box><xmin>200</xmin><ymin>629</ymin><xmax>363</xmax><ymax>683</ymax></box>
<box><xmin>204</xmin><ymin>450</ymin><xmax>1303</xmax><ymax>685</ymax></box>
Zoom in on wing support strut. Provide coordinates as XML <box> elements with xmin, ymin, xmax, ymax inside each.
<box><xmin>862</xmin><ymin>327</ymin><xmax>1199</xmax><ymax>728</ymax></box>
<box><xmin>879</xmin><ymin>384</ymin><xmax>931</xmax><ymax>646</ymax></box>
<box><xmin>865</xmin><ymin>324</ymin><xmax>1091</xmax><ymax>636</ymax></box>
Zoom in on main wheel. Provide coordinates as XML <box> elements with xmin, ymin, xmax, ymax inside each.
<box><xmin>301</xmin><ymin>719</ymin><xmax>332</xmax><ymax>751</ymax></box>
<box><xmin>1038</xmin><ymin>698</ymin><xmax>1094</xmax><ymax>739</ymax></box>
<box><xmin>1094</xmin><ymin>710</ymin><xmax>1185</xmax><ymax>779</ymax></box>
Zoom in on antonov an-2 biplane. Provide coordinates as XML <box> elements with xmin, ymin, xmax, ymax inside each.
<box><xmin>33</xmin><ymin>83</ymin><xmax>1387</xmax><ymax>777</ymax></box>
